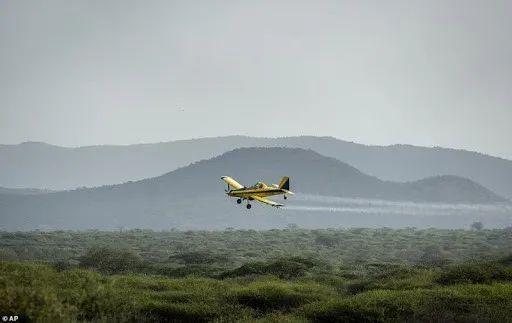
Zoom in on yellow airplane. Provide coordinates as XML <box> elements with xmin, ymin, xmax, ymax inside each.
<box><xmin>221</xmin><ymin>176</ymin><xmax>294</xmax><ymax>209</ymax></box>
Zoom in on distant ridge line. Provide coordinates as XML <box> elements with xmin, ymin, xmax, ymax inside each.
<box><xmin>1</xmin><ymin>135</ymin><xmax>509</xmax><ymax>161</ymax></box>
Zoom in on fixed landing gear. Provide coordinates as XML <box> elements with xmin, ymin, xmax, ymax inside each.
<box><xmin>284</xmin><ymin>195</ymin><xmax>287</xmax><ymax>200</ymax></box>
<box><xmin>237</xmin><ymin>198</ymin><xmax>242</xmax><ymax>204</ymax></box>
<box><xmin>246</xmin><ymin>203</ymin><xmax>252</xmax><ymax>209</ymax></box>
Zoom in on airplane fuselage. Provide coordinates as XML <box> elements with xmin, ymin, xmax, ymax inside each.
<box><xmin>227</xmin><ymin>188</ymin><xmax>287</xmax><ymax>199</ymax></box>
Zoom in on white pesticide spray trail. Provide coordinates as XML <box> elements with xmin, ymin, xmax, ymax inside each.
<box><xmin>281</xmin><ymin>194</ymin><xmax>512</xmax><ymax>216</ymax></box>
<box><xmin>282</xmin><ymin>205</ymin><xmax>455</xmax><ymax>216</ymax></box>
<box><xmin>283</xmin><ymin>205</ymin><xmax>407</xmax><ymax>214</ymax></box>
<box><xmin>292</xmin><ymin>194</ymin><xmax>512</xmax><ymax>211</ymax></box>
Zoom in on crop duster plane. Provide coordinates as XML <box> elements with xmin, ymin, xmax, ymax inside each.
<box><xmin>221</xmin><ymin>176</ymin><xmax>294</xmax><ymax>209</ymax></box>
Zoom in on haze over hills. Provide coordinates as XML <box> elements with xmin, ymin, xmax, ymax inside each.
<box><xmin>1</xmin><ymin>136</ymin><xmax>512</xmax><ymax>200</ymax></box>
<box><xmin>0</xmin><ymin>187</ymin><xmax>55</xmax><ymax>195</ymax></box>
<box><xmin>0</xmin><ymin>148</ymin><xmax>508</xmax><ymax>231</ymax></box>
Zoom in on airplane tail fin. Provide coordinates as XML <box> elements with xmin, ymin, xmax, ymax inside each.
<box><xmin>278</xmin><ymin>176</ymin><xmax>290</xmax><ymax>190</ymax></box>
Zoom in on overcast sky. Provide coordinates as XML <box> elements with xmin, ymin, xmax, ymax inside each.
<box><xmin>1</xmin><ymin>0</ymin><xmax>511</xmax><ymax>158</ymax></box>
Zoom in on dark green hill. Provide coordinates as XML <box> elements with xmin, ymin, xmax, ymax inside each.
<box><xmin>0</xmin><ymin>148</ymin><xmax>506</xmax><ymax>230</ymax></box>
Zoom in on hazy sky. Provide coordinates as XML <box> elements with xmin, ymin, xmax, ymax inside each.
<box><xmin>1</xmin><ymin>0</ymin><xmax>511</xmax><ymax>158</ymax></box>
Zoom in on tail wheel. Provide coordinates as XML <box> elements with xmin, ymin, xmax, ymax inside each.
<box><xmin>284</xmin><ymin>195</ymin><xmax>287</xmax><ymax>200</ymax></box>
<box><xmin>246</xmin><ymin>204</ymin><xmax>252</xmax><ymax>209</ymax></box>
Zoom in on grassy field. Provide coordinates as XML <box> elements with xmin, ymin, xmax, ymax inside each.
<box><xmin>1</xmin><ymin>228</ymin><xmax>512</xmax><ymax>322</ymax></box>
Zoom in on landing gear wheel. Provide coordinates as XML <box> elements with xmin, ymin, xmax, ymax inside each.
<box><xmin>284</xmin><ymin>195</ymin><xmax>287</xmax><ymax>200</ymax></box>
<box><xmin>246</xmin><ymin>204</ymin><xmax>252</xmax><ymax>209</ymax></box>
<box><xmin>237</xmin><ymin>198</ymin><xmax>242</xmax><ymax>204</ymax></box>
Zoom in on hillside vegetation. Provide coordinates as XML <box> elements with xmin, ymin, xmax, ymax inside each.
<box><xmin>2</xmin><ymin>228</ymin><xmax>512</xmax><ymax>267</ymax></box>
<box><xmin>1</xmin><ymin>228</ymin><xmax>512</xmax><ymax>322</ymax></box>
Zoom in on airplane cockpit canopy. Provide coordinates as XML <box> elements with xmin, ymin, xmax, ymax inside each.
<box><xmin>254</xmin><ymin>182</ymin><xmax>266</xmax><ymax>189</ymax></box>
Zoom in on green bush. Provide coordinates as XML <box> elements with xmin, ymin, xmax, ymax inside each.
<box><xmin>0</xmin><ymin>262</ymin><xmax>77</xmax><ymax>321</ymax></box>
<box><xmin>345</xmin><ymin>280</ymin><xmax>376</xmax><ymax>295</ymax></box>
<box><xmin>221</xmin><ymin>257</ymin><xmax>319</xmax><ymax>279</ymax></box>
<box><xmin>436</xmin><ymin>262</ymin><xmax>512</xmax><ymax>285</ymax></box>
<box><xmin>155</xmin><ymin>264</ymin><xmax>225</xmax><ymax>278</ymax></box>
<box><xmin>499</xmin><ymin>254</ymin><xmax>512</xmax><ymax>266</ymax></box>
<box><xmin>2</xmin><ymin>228</ymin><xmax>512</xmax><ymax>322</ymax></box>
<box><xmin>169</xmin><ymin>251</ymin><xmax>229</xmax><ymax>265</ymax></box>
<box><xmin>417</xmin><ymin>284</ymin><xmax>512</xmax><ymax>322</ymax></box>
<box><xmin>2</xmin><ymin>260</ymin><xmax>512</xmax><ymax>322</ymax></box>
<box><xmin>231</xmin><ymin>280</ymin><xmax>328</xmax><ymax>313</ymax></box>
<box><xmin>79</xmin><ymin>246</ymin><xmax>143</xmax><ymax>275</ymax></box>
<box><xmin>141</xmin><ymin>301</ymin><xmax>224</xmax><ymax>322</ymax></box>
<box><xmin>0</xmin><ymin>285</ymin><xmax>76</xmax><ymax>322</ymax></box>
<box><xmin>314</xmin><ymin>233</ymin><xmax>339</xmax><ymax>247</ymax></box>
<box><xmin>304</xmin><ymin>300</ymin><xmax>384</xmax><ymax>322</ymax></box>
<box><xmin>305</xmin><ymin>284</ymin><xmax>512</xmax><ymax>322</ymax></box>
<box><xmin>52</xmin><ymin>260</ymin><xmax>74</xmax><ymax>272</ymax></box>
<box><xmin>344</xmin><ymin>264</ymin><xmax>435</xmax><ymax>294</ymax></box>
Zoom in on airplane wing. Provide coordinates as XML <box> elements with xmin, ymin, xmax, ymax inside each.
<box><xmin>251</xmin><ymin>195</ymin><xmax>284</xmax><ymax>207</ymax></box>
<box><xmin>221</xmin><ymin>176</ymin><xmax>244</xmax><ymax>190</ymax></box>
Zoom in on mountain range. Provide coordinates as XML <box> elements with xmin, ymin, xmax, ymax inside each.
<box><xmin>0</xmin><ymin>148</ymin><xmax>508</xmax><ymax>231</ymax></box>
<box><xmin>1</xmin><ymin>136</ymin><xmax>512</xmax><ymax>200</ymax></box>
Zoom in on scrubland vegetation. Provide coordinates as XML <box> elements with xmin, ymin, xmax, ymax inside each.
<box><xmin>1</xmin><ymin>228</ymin><xmax>512</xmax><ymax>322</ymax></box>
